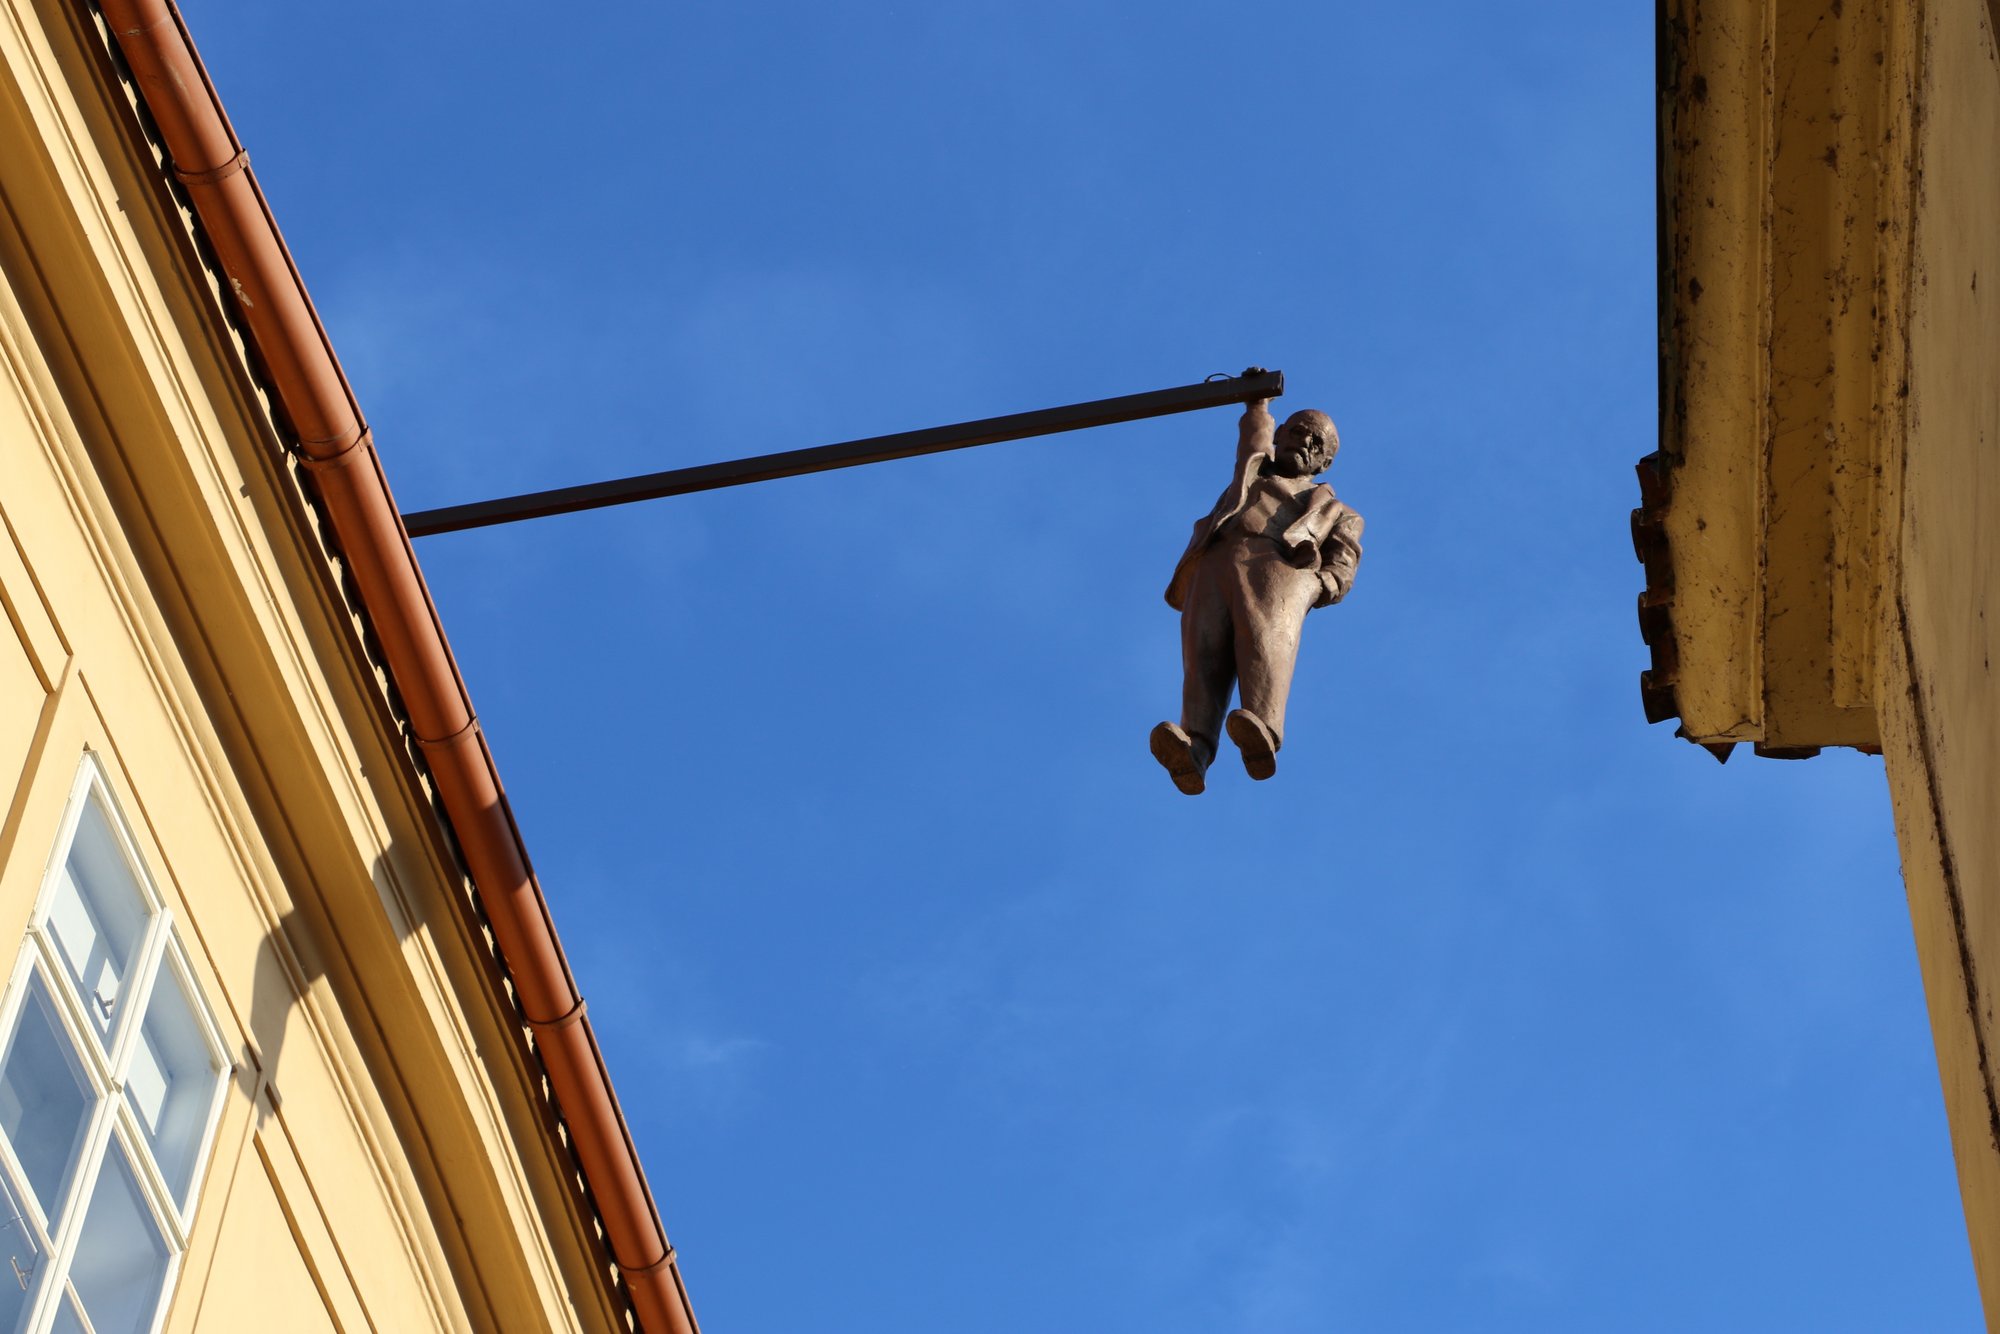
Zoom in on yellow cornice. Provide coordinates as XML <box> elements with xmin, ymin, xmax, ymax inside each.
<box><xmin>0</xmin><ymin>0</ymin><xmax>624</xmax><ymax>1325</ymax></box>
<box><xmin>1647</xmin><ymin>0</ymin><xmax>1916</xmax><ymax>755</ymax></box>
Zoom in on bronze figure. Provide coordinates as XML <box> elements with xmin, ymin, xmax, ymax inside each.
<box><xmin>1150</xmin><ymin>383</ymin><xmax>1363</xmax><ymax>794</ymax></box>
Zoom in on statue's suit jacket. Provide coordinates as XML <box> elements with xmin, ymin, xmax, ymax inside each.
<box><xmin>1164</xmin><ymin>407</ymin><xmax>1364</xmax><ymax>613</ymax></box>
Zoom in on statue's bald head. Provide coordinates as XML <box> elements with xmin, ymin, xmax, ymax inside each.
<box><xmin>1276</xmin><ymin>409</ymin><xmax>1339</xmax><ymax>476</ymax></box>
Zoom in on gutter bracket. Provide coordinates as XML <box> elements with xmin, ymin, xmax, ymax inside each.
<box><xmin>173</xmin><ymin>147</ymin><xmax>249</xmax><ymax>187</ymax></box>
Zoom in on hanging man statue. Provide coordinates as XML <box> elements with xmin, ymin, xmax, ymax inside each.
<box><xmin>1149</xmin><ymin>378</ymin><xmax>1363</xmax><ymax>795</ymax></box>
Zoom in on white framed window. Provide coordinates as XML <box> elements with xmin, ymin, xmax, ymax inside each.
<box><xmin>0</xmin><ymin>756</ymin><xmax>229</xmax><ymax>1334</ymax></box>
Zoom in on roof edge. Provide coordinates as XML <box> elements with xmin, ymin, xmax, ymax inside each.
<box><xmin>86</xmin><ymin>3</ymin><xmax>697</xmax><ymax>1330</ymax></box>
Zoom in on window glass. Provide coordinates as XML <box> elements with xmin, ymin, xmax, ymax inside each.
<box><xmin>43</xmin><ymin>798</ymin><xmax>149</xmax><ymax>1045</ymax></box>
<box><xmin>0</xmin><ymin>981</ymin><xmax>93</xmax><ymax>1226</ymax></box>
<box><xmin>0</xmin><ymin>1172</ymin><xmax>42</xmax><ymax>1334</ymax></box>
<box><xmin>121</xmin><ymin>957</ymin><xmax>218</xmax><ymax>1211</ymax></box>
<box><xmin>65</xmin><ymin>1146</ymin><xmax>167</xmax><ymax>1334</ymax></box>
<box><xmin>0</xmin><ymin>761</ymin><xmax>229</xmax><ymax>1334</ymax></box>
<box><xmin>45</xmin><ymin>1295</ymin><xmax>85</xmax><ymax>1334</ymax></box>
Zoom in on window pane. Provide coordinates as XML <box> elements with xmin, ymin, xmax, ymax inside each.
<box><xmin>66</xmin><ymin>1146</ymin><xmax>167</xmax><ymax>1334</ymax></box>
<box><xmin>0</xmin><ymin>1171</ymin><xmax>44</xmax><ymax>1334</ymax></box>
<box><xmin>45</xmin><ymin>1294</ymin><xmax>85</xmax><ymax>1334</ymax></box>
<box><xmin>0</xmin><ymin>980</ymin><xmax>93</xmax><ymax>1227</ymax></box>
<box><xmin>122</xmin><ymin>959</ymin><xmax>219</xmax><ymax>1211</ymax></box>
<box><xmin>44</xmin><ymin>798</ymin><xmax>150</xmax><ymax>1044</ymax></box>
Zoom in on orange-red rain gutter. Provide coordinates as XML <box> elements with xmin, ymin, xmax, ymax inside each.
<box><xmin>92</xmin><ymin>3</ymin><xmax>698</xmax><ymax>1330</ymax></box>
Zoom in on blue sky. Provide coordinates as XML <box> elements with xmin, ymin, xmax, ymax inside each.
<box><xmin>187</xmin><ymin>1</ymin><xmax>1978</xmax><ymax>1329</ymax></box>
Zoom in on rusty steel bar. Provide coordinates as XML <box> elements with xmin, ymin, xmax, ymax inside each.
<box><xmin>401</xmin><ymin>370</ymin><xmax>1285</xmax><ymax>538</ymax></box>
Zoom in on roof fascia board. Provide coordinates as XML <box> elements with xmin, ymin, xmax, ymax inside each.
<box><xmin>0</xmin><ymin>1</ymin><xmax>624</xmax><ymax>1324</ymax></box>
<box><xmin>78</xmin><ymin>1</ymin><xmax>697</xmax><ymax>1328</ymax></box>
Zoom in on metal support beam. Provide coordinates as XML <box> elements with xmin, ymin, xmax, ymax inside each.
<box><xmin>401</xmin><ymin>369</ymin><xmax>1284</xmax><ymax>538</ymax></box>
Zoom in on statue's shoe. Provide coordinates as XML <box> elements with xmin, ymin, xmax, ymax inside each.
<box><xmin>1149</xmin><ymin>722</ymin><xmax>1208</xmax><ymax>796</ymax></box>
<box><xmin>1226</xmin><ymin>709</ymin><xmax>1279</xmax><ymax>781</ymax></box>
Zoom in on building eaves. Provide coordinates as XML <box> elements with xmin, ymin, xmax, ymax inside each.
<box><xmin>81</xmin><ymin>2</ymin><xmax>697</xmax><ymax>1330</ymax></box>
<box><xmin>1647</xmin><ymin>0</ymin><xmax>1898</xmax><ymax>761</ymax></box>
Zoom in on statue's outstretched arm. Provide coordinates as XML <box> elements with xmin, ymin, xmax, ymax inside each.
<box><xmin>1236</xmin><ymin>398</ymin><xmax>1276</xmax><ymax>473</ymax></box>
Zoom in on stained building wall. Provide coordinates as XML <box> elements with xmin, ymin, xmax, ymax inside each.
<box><xmin>1878</xmin><ymin>0</ymin><xmax>2000</xmax><ymax>1316</ymax></box>
<box><xmin>1655</xmin><ymin>0</ymin><xmax>2000</xmax><ymax>1319</ymax></box>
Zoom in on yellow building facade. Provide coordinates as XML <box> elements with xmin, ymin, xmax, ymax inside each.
<box><xmin>0</xmin><ymin>0</ymin><xmax>689</xmax><ymax>1329</ymax></box>
<box><xmin>26</xmin><ymin>0</ymin><xmax>1998</xmax><ymax>1325</ymax></box>
<box><xmin>1651</xmin><ymin>0</ymin><xmax>2000</xmax><ymax>1319</ymax></box>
